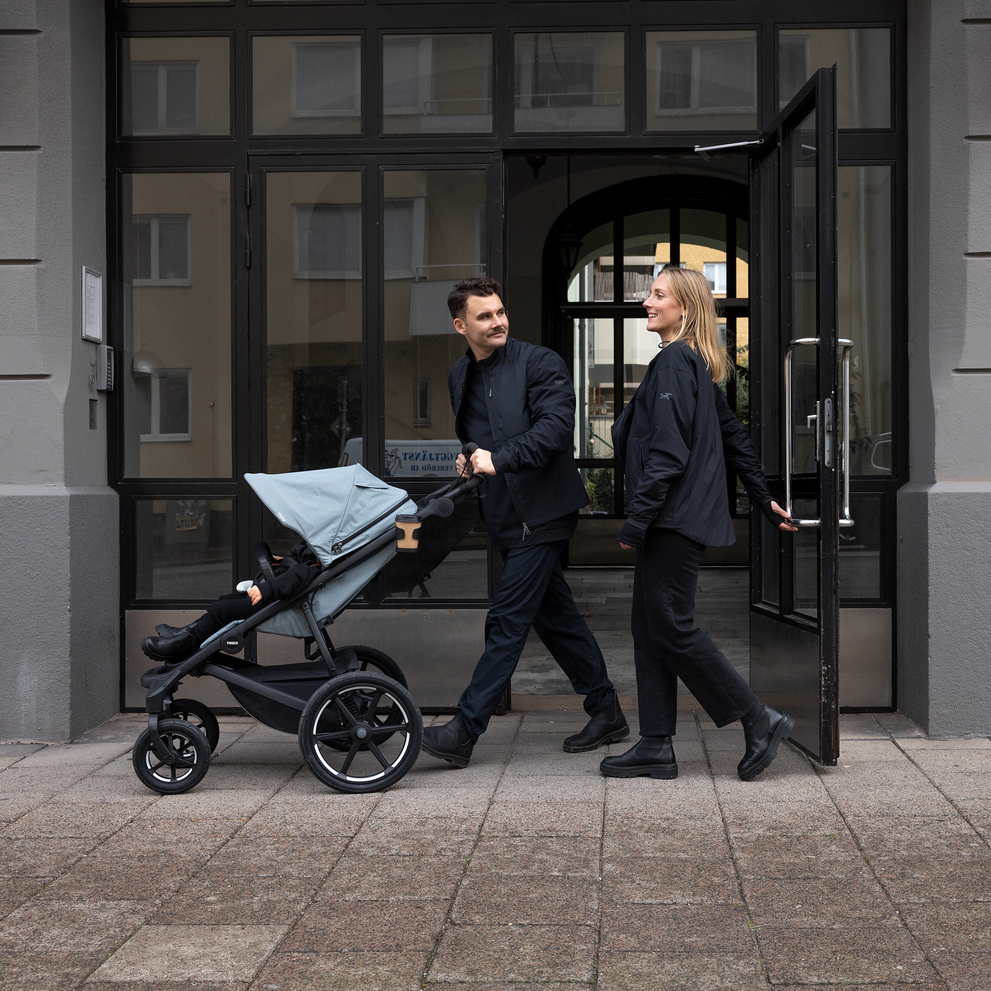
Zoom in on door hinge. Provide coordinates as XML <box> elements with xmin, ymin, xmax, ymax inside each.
<box><xmin>244</xmin><ymin>234</ymin><xmax>253</xmax><ymax>269</ymax></box>
<box><xmin>245</xmin><ymin>174</ymin><xmax>253</xmax><ymax>208</ymax></box>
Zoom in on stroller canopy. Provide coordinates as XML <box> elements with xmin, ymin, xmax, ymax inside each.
<box><xmin>245</xmin><ymin>465</ymin><xmax>416</xmax><ymax>567</ymax></box>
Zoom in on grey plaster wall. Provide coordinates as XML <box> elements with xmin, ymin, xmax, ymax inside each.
<box><xmin>0</xmin><ymin>1</ymin><xmax>118</xmax><ymax>741</ymax></box>
<box><xmin>900</xmin><ymin>0</ymin><xmax>991</xmax><ymax>734</ymax></box>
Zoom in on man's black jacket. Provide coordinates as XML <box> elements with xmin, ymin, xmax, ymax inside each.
<box><xmin>449</xmin><ymin>337</ymin><xmax>589</xmax><ymax>534</ymax></box>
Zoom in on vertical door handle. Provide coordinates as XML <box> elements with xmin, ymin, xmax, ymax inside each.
<box><xmin>839</xmin><ymin>339</ymin><xmax>855</xmax><ymax>528</ymax></box>
<box><xmin>784</xmin><ymin>338</ymin><xmax>822</xmax><ymax>526</ymax></box>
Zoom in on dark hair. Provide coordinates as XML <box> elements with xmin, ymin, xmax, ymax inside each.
<box><xmin>447</xmin><ymin>277</ymin><xmax>503</xmax><ymax>320</ymax></box>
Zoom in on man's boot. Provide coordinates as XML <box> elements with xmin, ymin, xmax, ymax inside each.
<box><xmin>738</xmin><ymin>703</ymin><xmax>794</xmax><ymax>781</ymax></box>
<box><xmin>563</xmin><ymin>695</ymin><xmax>630</xmax><ymax>752</ymax></box>
<box><xmin>422</xmin><ymin>713</ymin><xmax>475</xmax><ymax>768</ymax></box>
<box><xmin>599</xmin><ymin>736</ymin><xmax>678</xmax><ymax>779</ymax></box>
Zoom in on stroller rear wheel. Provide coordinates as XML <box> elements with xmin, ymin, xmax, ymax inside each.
<box><xmin>168</xmin><ymin>698</ymin><xmax>221</xmax><ymax>753</ymax></box>
<box><xmin>299</xmin><ymin>672</ymin><xmax>423</xmax><ymax>793</ymax></box>
<box><xmin>133</xmin><ymin>718</ymin><xmax>211</xmax><ymax>794</ymax></box>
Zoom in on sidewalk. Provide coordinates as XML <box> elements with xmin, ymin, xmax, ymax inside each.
<box><xmin>1</xmin><ymin>707</ymin><xmax>989</xmax><ymax>990</ymax></box>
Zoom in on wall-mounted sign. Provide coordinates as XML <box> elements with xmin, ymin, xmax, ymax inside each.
<box><xmin>81</xmin><ymin>266</ymin><xmax>103</xmax><ymax>342</ymax></box>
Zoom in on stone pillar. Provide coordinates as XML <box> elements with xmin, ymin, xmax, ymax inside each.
<box><xmin>0</xmin><ymin>0</ymin><xmax>118</xmax><ymax>741</ymax></box>
<box><xmin>900</xmin><ymin>0</ymin><xmax>991</xmax><ymax>734</ymax></box>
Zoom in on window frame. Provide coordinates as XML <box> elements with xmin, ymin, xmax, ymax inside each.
<box><xmin>290</xmin><ymin>38</ymin><xmax>363</xmax><ymax>119</ymax></box>
<box><xmin>129</xmin><ymin>59</ymin><xmax>200</xmax><ymax>136</ymax></box>
<box><xmin>138</xmin><ymin>367</ymin><xmax>194</xmax><ymax>443</ymax></box>
<box><xmin>131</xmin><ymin>214</ymin><xmax>192</xmax><ymax>287</ymax></box>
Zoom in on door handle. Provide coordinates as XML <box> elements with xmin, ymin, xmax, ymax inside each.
<box><xmin>784</xmin><ymin>338</ymin><xmax>821</xmax><ymax>527</ymax></box>
<box><xmin>839</xmin><ymin>339</ymin><xmax>855</xmax><ymax>528</ymax></box>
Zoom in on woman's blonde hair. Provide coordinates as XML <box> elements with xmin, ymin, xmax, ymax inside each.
<box><xmin>659</xmin><ymin>263</ymin><xmax>731</xmax><ymax>384</ymax></box>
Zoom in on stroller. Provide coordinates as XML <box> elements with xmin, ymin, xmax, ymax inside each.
<box><xmin>133</xmin><ymin>461</ymin><xmax>483</xmax><ymax>796</ymax></box>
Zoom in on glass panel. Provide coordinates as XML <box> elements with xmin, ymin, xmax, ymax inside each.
<box><xmin>122</xmin><ymin>37</ymin><xmax>230</xmax><ymax>137</ymax></box>
<box><xmin>624</xmin><ymin>209</ymin><xmax>670</xmax><ymax>301</ymax></box>
<box><xmin>792</xmin><ymin>498</ymin><xmax>818</xmax><ymax>619</ymax></box>
<box><xmin>580</xmin><ymin>466</ymin><xmax>615</xmax><ymax>515</ymax></box>
<box><xmin>135</xmin><ymin>498</ymin><xmax>233</xmax><ymax>600</ymax></box>
<box><xmin>760</xmin><ymin>513</ymin><xmax>780</xmax><ymax>607</ymax></box>
<box><xmin>383</xmin><ymin>501</ymin><xmax>488</xmax><ymax>599</ymax></box>
<box><xmin>122</xmin><ymin>173</ymin><xmax>232</xmax><ymax>478</ymax></box>
<box><xmin>840</xmin><ymin>494</ymin><xmax>881</xmax><ymax>600</ymax></box>
<box><xmin>838</xmin><ymin>166</ymin><xmax>892</xmax><ymax>476</ymax></box>
<box><xmin>382</xmin><ymin>35</ymin><xmax>493</xmax><ymax>134</ymax></box>
<box><xmin>381</xmin><ymin>169</ymin><xmax>487</xmax><ymax>479</ymax></box>
<box><xmin>265</xmin><ymin>171</ymin><xmax>363</xmax><ymax>473</ymax></box>
<box><xmin>568</xmin><ymin>222</ymin><xmax>615</xmax><ymax>301</ymax></box>
<box><xmin>646</xmin><ymin>31</ymin><xmax>757</xmax><ymax>132</ymax></box>
<box><xmin>253</xmin><ymin>36</ymin><xmax>362</xmax><ymax>136</ymax></box>
<box><xmin>624</xmin><ymin>316</ymin><xmax>655</xmax><ymax>401</ymax></box>
<box><xmin>514</xmin><ymin>33</ymin><xmax>625</xmax><ymax>133</ymax></box>
<box><xmin>573</xmin><ymin>316</ymin><xmax>616</xmax><ymax>461</ymax></box>
<box><xmin>779</xmin><ymin>29</ymin><xmax>891</xmax><ymax>129</ymax></box>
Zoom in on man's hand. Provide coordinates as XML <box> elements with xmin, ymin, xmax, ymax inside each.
<box><xmin>771</xmin><ymin>501</ymin><xmax>799</xmax><ymax>532</ymax></box>
<box><xmin>459</xmin><ymin>448</ymin><xmax>497</xmax><ymax>476</ymax></box>
<box><xmin>248</xmin><ymin>585</ymin><xmax>262</xmax><ymax>606</ymax></box>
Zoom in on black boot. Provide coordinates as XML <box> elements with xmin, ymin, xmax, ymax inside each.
<box><xmin>141</xmin><ymin>624</ymin><xmax>200</xmax><ymax>663</ymax></box>
<box><xmin>599</xmin><ymin>736</ymin><xmax>678</xmax><ymax>779</ymax></box>
<box><xmin>155</xmin><ymin>623</ymin><xmax>186</xmax><ymax>638</ymax></box>
<box><xmin>738</xmin><ymin>703</ymin><xmax>795</xmax><ymax>781</ymax></box>
<box><xmin>422</xmin><ymin>713</ymin><xmax>475</xmax><ymax>768</ymax></box>
<box><xmin>563</xmin><ymin>696</ymin><xmax>630</xmax><ymax>753</ymax></box>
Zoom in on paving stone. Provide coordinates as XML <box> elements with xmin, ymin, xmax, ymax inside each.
<box><xmin>602</xmin><ymin>855</ymin><xmax>740</xmax><ymax>905</ymax></box>
<box><xmin>0</xmin><ymin>744</ymin><xmax>45</xmax><ymax>770</ymax></box>
<box><xmin>730</xmin><ymin>833</ymin><xmax>866</xmax><ymax>879</ymax></box>
<box><xmin>2</xmin><ymin>799</ymin><xmax>152</xmax><ymax>839</ymax></box>
<box><xmin>88</xmin><ymin>923</ymin><xmax>288</xmax><ymax>982</ymax></box>
<box><xmin>603</xmin><ymin>827</ymin><xmax>729</xmax><ymax>860</ymax></box>
<box><xmin>252</xmin><ymin>951</ymin><xmax>428</xmax><ymax>990</ymax></box>
<box><xmin>482</xmin><ymin>800</ymin><xmax>605</xmax><ymax>838</ymax></box>
<box><xmin>740</xmin><ymin>875</ymin><xmax>897</xmax><ymax>926</ymax></box>
<box><xmin>452</xmin><ymin>874</ymin><xmax>598</xmax><ymax>925</ymax></box>
<box><xmin>428</xmin><ymin>923</ymin><xmax>598</xmax><ymax>982</ymax></box>
<box><xmin>597</xmin><ymin>949</ymin><xmax>765</xmax><ymax>990</ymax></box>
<box><xmin>467</xmin><ymin>835</ymin><xmax>601</xmax><ymax>876</ymax></box>
<box><xmin>320</xmin><ymin>853</ymin><xmax>467</xmax><ymax>900</ymax></box>
<box><xmin>600</xmin><ymin>904</ymin><xmax>752</xmax><ymax>952</ymax></box>
<box><xmin>348</xmin><ymin>817</ymin><xmax>480</xmax><ymax>858</ymax></box>
<box><xmin>0</xmin><ymin>875</ymin><xmax>50</xmax><ymax>916</ymax></box>
<box><xmin>0</xmin><ymin>837</ymin><xmax>95</xmax><ymax>876</ymax></box>
<box><xmin>205</xmin><ymin>834</ymin><xmax>349</xmax><ymax>877</ymax></box>
<box><xmin>902</xmin><ymin>902</ymin><xmax>991</xmax><ymax>952</ymax></box>
<box><xmin>86</xmin><ymin>983</ymin><xmax>251</xmax><ymax>991</ymax></box>
<box><xmin>11</xmin><ymin>743</ymin><xmax>131</xmax><ymax>767</ymax></box>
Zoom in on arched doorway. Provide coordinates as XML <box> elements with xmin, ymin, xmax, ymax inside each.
<box><xmin>542</xmin><ymin>174</ymin><xmax>751</xmax><ymax>565</ymax></box>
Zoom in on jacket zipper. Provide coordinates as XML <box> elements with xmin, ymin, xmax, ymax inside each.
<box><xmin>522</xmin><ymin>521</ymin><xmax>531</xmax><ymax>541</ymax></box>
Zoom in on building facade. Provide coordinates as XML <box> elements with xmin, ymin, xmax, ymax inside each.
<box><xmin>0</xmin><ymin>0</ymin><xmax>987</xmax><ymax>742</ymax></box>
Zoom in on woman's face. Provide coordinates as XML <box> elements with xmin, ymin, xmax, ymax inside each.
<box><xmin>643</xmin><ymin>273</ymin><xmax>685</xmax><ymax>341</ymax></box>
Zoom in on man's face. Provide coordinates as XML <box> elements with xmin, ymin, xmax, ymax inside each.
<box><xmin>454</xmin><ymin>293</ymin><xmax>509</xmax><ymax>360</ymax></box>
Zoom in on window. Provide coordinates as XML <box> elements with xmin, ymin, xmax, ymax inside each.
<box><xmin>704</xmin><ymin>262</ymin><xmax>727</xmax><ymax>294</ymax></box>
<box><xmin>656</xmin><ymin>39</ymin><xmax>756</xmax><ymax>114</ymax></box>
<box><xmin>132</xmin><ymin>215</ymin><xmax>191</xmax><ymax>285</ymax></box>
<box><xmin>384</xmin><ymin>37</ymin><xmax>432</xmax><ymax>115</ymax></box>
<box><xmin>779</xmin><ymin>35</ymin><xmax>811</xmax><ymax>109</ymax></box>
<box><xmin>293</xmin><ymin>203</ymin><xmax>362</xmax><ymax>279</ymax></box>
<box><xmin>292</xmin><ymin>41</ymin><xmax>361</xmax><ymax>117</ymax></box>
<box><xmin>384</xmin><ymin>198</ymin><xmax>426</xmax><ymax>279</ymax></box>
<box><xmin>130</xmin><ymin>61</ymin><xmax>199</xmax><ymax>134</ymax></box>
<box><xmin>413</xmin><ymin>378</ymin><xmax>431</xmax><ymax>426</ymax></box>
<box><xmin>136</xmin><ymin>368</ymin><xmax>192</xmax><ymax>442</ymax></box>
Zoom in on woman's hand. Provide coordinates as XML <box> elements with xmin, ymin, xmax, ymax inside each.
<box><xmin>771</xmin><ymin>501</ymin><xmax>799</xmax><ymax>532</ymax></box>
<box><xmin>619</xmin><ymin>543</ymin><xmax>633</xmax><ymax>551</ymax></box>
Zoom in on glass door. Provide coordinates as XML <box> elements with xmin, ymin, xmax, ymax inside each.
<box><xmin>749</xmin><ymin>67</ymin><xmax>842</xmax><ymax>765</ymax></box>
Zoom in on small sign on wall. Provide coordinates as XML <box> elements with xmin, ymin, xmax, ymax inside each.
<box><xmin>81</xmin><ymin>266</ymin><xmax>103</xmax><ymax>342</ymax></box>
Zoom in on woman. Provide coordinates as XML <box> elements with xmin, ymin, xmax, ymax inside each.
<box><xmin>602</xmin><ymin>264</ymin><xmax>797</xmax><ymax>782</ymax></box>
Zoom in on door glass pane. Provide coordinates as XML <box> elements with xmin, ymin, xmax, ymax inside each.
<box><xmin>135</xmin><ymin>498</ymin><xmax>233</xmax><ymax>601</ymax></box>
<box><xmin>779</xmin><ymin>29</ymin><xmax>891</xmax><ymax>129</ymax></box>
<box><xmin>760</xmin><ymin>513</ymin><xmax>781</xmax><ymax>608</ymax></box>
<box><xmin>265</xmin><ymin>171</ymin><xmax>363</xmax><ymax>474</ymax></box>
<box><xmin>568</xmin><ymin>222</ymin><xmax>615</xmax><ymax>301</ymax></box>
<box><xmin>122</xmin><ymin>37</ymin><xmax>230</xmax><ymax>137</ymax></box>
<box><xmin>840</xmin><ymin>494</ymin><xmax>881</xmax><ymax>600</ymax></box>
<box><xmin>383</xmin><ymin>35</ymin><xmax>493</xmax><ymax>134</ymax></box>
<box><xmin>382</xmin><ymin>168</ymin><xmax>487</xmax><ymax>479</ymax></box>
<box><xmin>624</xmin><ymin>209</ymin><xmax>670</xmax><ymax>301</ymax></box>
<box><xmin>514</xmin><ymin>33</ymin><xmax>625</xmax><ymax>133</ymax></box>
<box><xmin>253</xmin><ymin>36</ymin><xmax>362</xmax><ymax>136</ymax></box>
<box><xmin>839</xmin><ymin>166</ymin><xmax>892</xmax><ymax>476</ymax></box>
<box><xmin>573</xmin><ymin>316</ymin><xmax>616</xmax><ymax>461</ymax></box>
<box><xmin>792</xmin><ymin>498</ymin><xmax>818</xmax><ymax>619</ymax></box>
<box><xmin>122</xmin><ymin>173</ymin><xmax>232</xmax><ymax>479</ymax></box>
<box><xmin>646</xmin><ymin>31</ymin><xmax>757</xmax><ymax>132</ymax></box>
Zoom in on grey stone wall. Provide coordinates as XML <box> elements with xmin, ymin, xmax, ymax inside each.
<box><xmin>900</xmin><ymin>0</ymin><xmax>991</xmax><ymax>734</ymax></box>
<box><xmin>0</xmin><ymin>1</ymin><xmax>118</xmax><ymax>741</ymax></box>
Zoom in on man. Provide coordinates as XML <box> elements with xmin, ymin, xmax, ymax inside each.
<box><xmin>421</xmin><ymin>278</ymin><xmax>628</xmax><ymax>768</ymax></box>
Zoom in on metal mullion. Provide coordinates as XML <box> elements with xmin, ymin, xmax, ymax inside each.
<box><xmin>366</xmin><ymin>165</ymin><xmax>384</xmax><ymax>480</ymax></box>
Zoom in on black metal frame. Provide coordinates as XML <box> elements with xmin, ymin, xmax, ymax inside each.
<box><xmin>107</xmin><ymin>0</ymin><xmax>908</xmax><ymax>712</ymax></box>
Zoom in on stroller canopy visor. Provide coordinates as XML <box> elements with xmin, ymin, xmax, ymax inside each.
<box><xmin>245</xmin><ymin>465</ymin><xmax>416</xmax><ymax>567</ymax></box>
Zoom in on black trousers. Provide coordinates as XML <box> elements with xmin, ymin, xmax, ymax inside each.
<box><xmin>194</xmin><ymin>592</ymin><xmax>255</xmax><ymax>640</ymax></box>
<box><xmin>632</xmin><ymin>527</ymin><xmax>758</xmax><ymax>737</ymax></box>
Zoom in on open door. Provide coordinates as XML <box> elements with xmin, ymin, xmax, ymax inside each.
<box><xmin>749</xmin><ymin>67</ymin><xmax>847</xmax><ymax>766</ymax></box>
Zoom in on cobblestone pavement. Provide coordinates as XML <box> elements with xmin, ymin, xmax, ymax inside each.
<box><xmin>2</xmin><ymin>707</ymin><xmax>990</xmax><ymax>990</ymax></box>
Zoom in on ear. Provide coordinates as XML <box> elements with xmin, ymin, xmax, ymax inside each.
<box><xmin>453</xmin><ymin>318</ymin><xmax>467</xmax><ymax>337</ymax></box>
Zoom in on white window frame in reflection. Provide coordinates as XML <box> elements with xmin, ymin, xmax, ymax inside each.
<box><xmin>383</xmin><ymin>36</ymin><xmax>433</xmax><ymax>116</ymax></box>
<box><xmin>132</xmin><ymin>215</ymin><xmax>192</xmax><ymax>286</ymax></box>
<box><xmin>654</xmin><ymin>39</ymin><xmax>757</xmax><ymax>116</ymax></box>
<box><xmin>129</xmin><ymin>61</ymin><xmax>200</xmax><ymax>135</ymax></box>
<box><xmin>704</xmin><ymin>261</ymin><xmax>727</xmax><ymax>294</ymax></box>
<box><xmin>137</xmin><ymin>368</ymin><xmax>193</xmax><ymax>443</ymax></box>
<box><xmin>384</xmin><ymin>197</ymin><xmax>426</xmax><ymax>280</ymax></box>
<box><xmin>291</xmin><ymin>40</ymin><xmax>361</xmax><ymax>118</ymax></box>
<box><xmin>293</xmin><ymin>203</ymin><xmax>362</xmax><ymax>279</ymax></box>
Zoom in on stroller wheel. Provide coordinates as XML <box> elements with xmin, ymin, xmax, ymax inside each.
<box><xmin>169</xmin><ymin>698</ymin><xmax>221</xmax><ymax>753</ymax></box>
<box><xmin>299</xmin><ymin>672</ymin><xmax>423</xmax><ymax>793</ymax></box>
<box><xmin>133</xmin><ymin>718</ymin><xmax>211</xmax><ymax>794</ymax></box>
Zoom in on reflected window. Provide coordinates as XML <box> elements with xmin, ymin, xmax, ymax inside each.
<box><xmin>703</xmin><ymin>261</ymin><xmax>727</xmax><ymax>294</ymax></box>
<box><xmin>514</xmin><ymin>33</ymin><xmax>625</xmax><ymax>133</ymax></box>
<box><xmin>293</xmin><ymin>41</ymin><xmax>361</xmax><ymax>117</ymax></box>
<box><xmin>130</xmin><ymin>62</ymin><xmax>198</xmax><ymax>134</ymax></box>
<box><xmin>384</xmin><ymin>198</ymin><xmax>426</xmax><ymax>279</ymax></box>
<box><xmin>132</xmin><ymin>215</ymin><xmax>190</xmax><ymax>285</ymax></box>
<box><xmin>136</xmin><ymin>369</ymin><xmax>192</xmax><ymax>442</ymax></box>
<box><xmin>293</xmin><ymin>203</ymin><xmax>362</xmax><ymax>279</ymax></box>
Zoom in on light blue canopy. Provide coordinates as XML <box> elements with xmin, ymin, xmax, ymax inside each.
<box><xmin>245</xmin><ymin>465</ymin><xmax>417</xmax><ymax>567</ymax></box>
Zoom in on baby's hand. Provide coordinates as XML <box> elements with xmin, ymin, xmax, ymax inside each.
<box><xmin>248</xmin><ymin>585</ymin><xmax>262</xmax><ymax>606</ymax></box>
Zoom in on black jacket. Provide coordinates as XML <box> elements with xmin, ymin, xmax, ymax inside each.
<box><xmin>449</xmin><ymin>337</ymin><xmax>589</xmax><ymax>536</ymax></box>
<box><xmin>253</xmin><ymin>541</ymin><xmax>319</xmax><ymax>606</ymax></box>
<box><xmin>612</xmin><ymin>340</ymin><xmax>778</xmax><ymax>549</ymax></box>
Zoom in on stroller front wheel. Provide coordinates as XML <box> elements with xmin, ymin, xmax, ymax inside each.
<box><xmin>299</xmin><ymin>672</ymin><xmax>423</xmax><ymax>793</ymax></box>
<box><xmin>133</xmin><ymin>718</ymin><xmax>212</xmax><ymax>794</ymax></box>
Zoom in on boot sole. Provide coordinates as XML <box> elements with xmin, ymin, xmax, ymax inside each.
<box><xmin>599</xmin><ymin>761</ymin><xmax>678</xmax><ymax>780</ymax></box>
<box><xmin>738</xmin><ymin>714</ymin><xmax>795</xmax><ymax>781</ymax></box>
<box><xmin>421</xmin><ymin>742</ymin><xmax>471</xmax><ymax>769</ymax></box>
<box><xmin>562</xmin><ymin>725</ymin><xmax>631</xmax><ymax>753</ymax></box>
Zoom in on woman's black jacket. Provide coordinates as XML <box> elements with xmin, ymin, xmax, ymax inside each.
<box><xmin>612</xmin><ymin>340</ymin><xmax>777</xmax><ymax>549</ymax></box>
